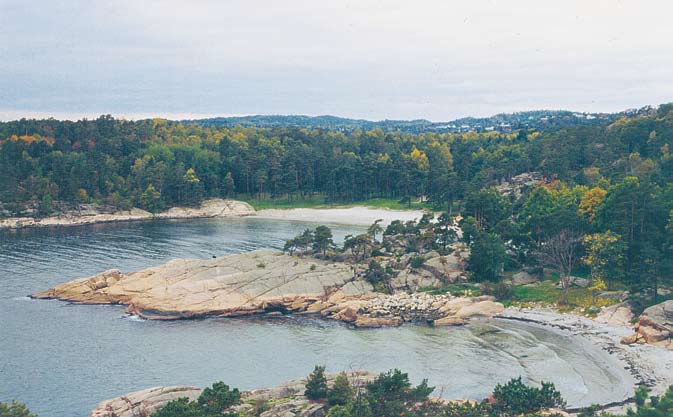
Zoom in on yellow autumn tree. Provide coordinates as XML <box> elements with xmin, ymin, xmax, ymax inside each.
<box><xmin>578</xmin><ymin>187</ymin><xmax>607</xmax><ymax>222</ymax></box>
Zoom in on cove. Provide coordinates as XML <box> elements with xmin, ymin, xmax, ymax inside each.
<box><xmin>0</xmin><ymin>217</ymin><xmax>632</xmax><ymax>417</ymax></box>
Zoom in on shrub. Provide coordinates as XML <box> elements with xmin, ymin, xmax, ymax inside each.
<box><xmin>0</xmin><ymin>401</ymin><xmax>36</xmax><ymax>417</ymax></box>
<box><xmin>326</xmin><ymin>405</ymin><xmax>351</xmax><ymax>417</ymax></box>
<box><xmin>250</xmin><ymin>400</ymin><xmax>270</xmax><ymax>417</ymax></box>
<box><xmin>482</xmin><ymin>282</ymin><xmax>513</xmax><ymax>300</ymax></box>
<box><xmin>151</xmin><ymin>381</ymin><xmax>240</xmax><ymax>417</ymax></box>
<box><xmin>305</xmin><ymin>365</ymin><xmax>328</xmax><ymax>400</ymax></box>
<box><xmin>491</xmin><ymin>377</ymin><xmax>565</xmax><ymax>416</ymax></box>
<box><xmin>197</xmin><ymin>382</ymin><xmax>240</xmax><ymax>417</ymax></box>
<box><xmin>328</xmin><ymin>372</ymin><xmax>354</xmax><ymax>406</ymax></box>
<box><xmin>365</xmin><ymin>260</ymin><xmax>387</xmax><ymax>286</ymax></box>
<box><xmin>151</xmin><ymin>398</ymin><xmax>202</xmax><ymax>417</ymax></box>
<box><xmin>349</xmin><ymin>395</ymin><xmax>372</xmax><ymax>417</ymax></box>
<box><xmin>256</xmin><ymin>262</ymin><xmax>266</xmax><ymax>268</ymax></box>
<box><xmin>410</xmin><ymin>256</ymin><xmax>426</xmax><ymax>269</ymax></box>
<box><xmin>366</xmin><ymin>369</ymin><xmax>434</xmax><ymax>417</ymax></box>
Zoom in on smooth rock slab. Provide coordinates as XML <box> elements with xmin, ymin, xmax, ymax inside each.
<box><xmin>33</xmin><ymin>250</ymin><xmax>372</xmax><ymax>319</ymax></box>
<box><xmin>89</xmin><ymin>386</ymin><xmax>201</xmax><ymax>417</ymax></box>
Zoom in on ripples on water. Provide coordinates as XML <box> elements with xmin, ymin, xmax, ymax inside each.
<box><xmin>0</xmin><ymin>218</ymin><xmax>630</xmax><ymax>417</ymax></box>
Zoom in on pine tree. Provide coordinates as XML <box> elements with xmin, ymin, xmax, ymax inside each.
<box><xmin>304</xmin><ymin>365</ymin><xmax>328</xmax><ymax>400</ymax></box>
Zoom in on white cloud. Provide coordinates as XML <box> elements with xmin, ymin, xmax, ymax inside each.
<box><xmin>1</xmin><ymin>0</ymin><xmax>672</xmax><ymax>121</ymax></box>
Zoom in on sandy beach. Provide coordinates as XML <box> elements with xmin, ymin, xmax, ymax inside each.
<box><xmin>255</xmin><ymin>206</ymin><xmax>426</xmax><ymax>226</ymax></box>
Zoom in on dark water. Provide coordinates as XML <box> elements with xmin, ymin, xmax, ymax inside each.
<box><xmin>0</xmin><ymin>218</ymin><xmax>631</xmax><ymax>417</ymax></box>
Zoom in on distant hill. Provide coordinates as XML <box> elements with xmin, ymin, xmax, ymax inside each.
<box><xmin>182</xmin><ymin>106</ymin><xmax>658</xmax><ymax>133</ymax></box>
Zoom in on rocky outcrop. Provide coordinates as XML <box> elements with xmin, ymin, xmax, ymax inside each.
<box><xmin>33</xmin><ymin>250</ymin><xmax>370</xmax><ymax>319</ymax></box>
<box><xmin>33</xmin><ymin>250</ymin><xmax>504</xmax><ymax>327</ymax></box>
<box><xmin>89</xmin><ymin>386</ymin><xmax>201</xmax><ymax>417</ymax></box>
<box><xmin>352</xmin><ymin>292</ymin><xmax>504</xmax><ymax>327</ymax></box>
<box><xmin>622</xmin><ymin>300</ymin><xmax>673</xmax><ymax>349</ymax></box>
<box><xmin>494</xmin><ymin>172</ymin><xmax>544</xmax><ymax>198</ymax></box>
<box><xmin>0</xmin><ymin>199</ymin><xmax>254</xmax><ymax>229</ymax></box>
<box><xmin>89</xmin><ymin>371</ymin><xmax>570</xmax><ymax>417</ymax></box>
<box><xmin>595</xmin><ymin>303</ymin><xmax>633</xmax><ymax>327</ymax></box>
<box><xmin>510</xmin><ymin>271</ymin><xmax>537</xmax><ymax>285</ymax></box>
<box><xmin>89</xmin><ymin>372</ymin><xmax>377</xmax><ymax>417</ymax></box>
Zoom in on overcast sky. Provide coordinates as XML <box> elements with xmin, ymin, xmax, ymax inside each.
<box><xmin>1</xmin><ymin>0</ymin><xmax>673</xmax><ymax>121</ymax></box>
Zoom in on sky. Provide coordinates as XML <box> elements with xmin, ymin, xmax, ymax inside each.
<box><xmin>1</xmin><ymin>0</ymin><xmax>673</xmax><ymax>122</ymax></box>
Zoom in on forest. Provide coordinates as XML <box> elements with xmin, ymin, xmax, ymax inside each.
<box><xmin>2</xmin><ymin>104</ymin><xmax>673</xmax><ymax>304</ymax></box>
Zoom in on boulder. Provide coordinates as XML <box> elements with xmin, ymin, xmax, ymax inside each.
<box><xmin>631</xmin><ymin>300</ymin><xmax>673</xmax><ymax>349</ymax></box>
<box><xmin>354</xmin><ymin>315</ymin><xmax>403</xmax><ymax>328</ymax></box>
<box><xmin>433</xmin><ymin>316</ymin><xmax>466</xmax><ymax>326</ymax></box>
<box><xmin>422</xmin><ymin>255</ymin><xmax>462</xmax><ymax>281</ymax></box>
<box><xmin>595</xmin><ymin>303</ymin><xmax>634</xmax><ymax>326</ymax></box>
<box><xmin>390</xmin><ymin>268</ymin><xmax>442</xmax><ymax>292</ymax></box>
<box><xmin>556</xmin><ymin>276</ymin><xmax>590</xmax><ymax>288</ymax></box>
<box><xmin>455</xmin><ymin>300</ymin><xmax>505</xmax><ymax>319</ymax></box>
<box><xmin>332</xmin><ymin>306</ymin><xmax>358</xmax><ymax>323</ymax></box>
<box><xmin>511</xmin><ymin>271</ymin><xmax>537</xmax><ymax>285</ymax></box>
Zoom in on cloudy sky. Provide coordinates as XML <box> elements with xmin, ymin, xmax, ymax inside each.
<box><xmin>1</xmin><ymin>0</ymin><xmax>672</xmax><ymax>121</ymax></box>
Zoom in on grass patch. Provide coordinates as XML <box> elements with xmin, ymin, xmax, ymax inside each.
<box><xmin>242</xmin><ymin>194</ymin><xmax>432</xmax><ymax>211</ymax></box>
<box><xmin>509</xmin><ymin>281</ymin><xmax>619</xmax><ymax>310</ymax></box>
<box><xmin>420</xmin><ymin>283</ymin><xmax>481</xmax><ymax>297</ymax></box>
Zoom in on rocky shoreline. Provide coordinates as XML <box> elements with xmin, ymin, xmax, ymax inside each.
<box><xmin>0</xmin><ymin>199</ymin><xmax>255</xmax><ymax>229</ymax></box>
<box><xmin>32</xmin><ymin>249</ymin><xmax>504</xmax><ymax>328</ymax></box>
<box><xmin>497</xmin><ymin>307</ymin><xmax>673</xmax><ymax>415</ymax></box>
<box><xmin>88</xmin><ymin>371</ymin><xmax>567</xmax><ymax>417</ymax></box>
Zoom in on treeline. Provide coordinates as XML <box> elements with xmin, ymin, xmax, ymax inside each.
<box><xmin>2</xmin><ymin>104</ymin><xmax>672</xmax><ymax>217</ymax></box>
<box><xmin>3</xmin><ymin>107</ymin><xmax>673</xmax><ymax>301</ymax></box>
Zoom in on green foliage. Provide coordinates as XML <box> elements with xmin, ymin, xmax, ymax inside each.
<box><xmin>151</xmin><ymin>398</ymin><xmax>203</xmax><ymax>417</ymax></box>
<box><xmin>578</xmin><ymin>386</ymin><xmax>673</xmax><ymax>417</ymax></box>
<box><xmin>151</xmin><ymin>381</ymin><xmax>240</xmax><ymax>417</ymax></box>
<box><xmin>313</xmin><ymin>225</ymin><xmax>335</xmax><ymax>256</ymax></box>
<box><xmin>466</xmin><ymin>231</ymin><xmax>507</xmax><ymax>282</ymax></box>
<box><xmin>491</xmin><ymin>377</ymin><xmax>565</xmax><ymax>416</ymax></box>
<box><xmin>4</xmin><ymin>110</ymin><xmax>673</xmax><ymax>297</ymax></box>
<box><xmin>197</xmin><ymin>382</ymin><xmax>240</xmax><ymax>417</ymax></box>
<box><xmin>463</xmin><ymin>188</ymin><xmax>510</xmax><ymax>233</ymax></box>
<box><xmin>37</xmin><ymin>194</ymin><xmax>53</xmax><ymax>216</ymax></box>
<box><xmin>0</xmin><ymin>401</ymin><xmax>36</xmax><ymax>417</ymax></box>
<box><xmin>365</xmin><ymin>369</ymin><xmax>434</xmax><ymax>417</ymax></box>
<box><xmin>305</xmin><ymin>365</ymin><xmax>328</xmax><ymax>400</ymax></box>
<box><xmin>410</xmin><ymin>256</ymin><xmax>426</xmax><ymax>269</ymax></box>
<box><xmin>365</xmin><ymin>260</ymin><xmax>388</xmax><ymax>288</ymax></box>
<box><xmin>326</xmin><ymin>405</ymin><xmax>352</xmax><ymax>417</ymax></box>
<box><xmin>328</xmin><ymin>372</ymin><xmax>354</xmax><ymax>407</ymax></box>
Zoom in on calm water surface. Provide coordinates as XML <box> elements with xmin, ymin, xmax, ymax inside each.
<box><xmin>0</xmin><ymin>218</ymin><xmax>632</xmax><ymax>417</ymax></box>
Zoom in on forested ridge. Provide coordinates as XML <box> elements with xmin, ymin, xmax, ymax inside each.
<box><xmin>3</xmin><ymin>104</ymin><xmax>673</xmax><ymax>302</ymax></box>
<box><xmin>2</xmin><ymin>104</ymin><xmax>672</xmax><ymax>213</ymax></box>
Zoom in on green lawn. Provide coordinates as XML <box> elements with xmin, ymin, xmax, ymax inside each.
<box><xmin>509</xmin><ymin>280</ymin><xmax>618</xmax><ymax>310</ymax></box>
<box><xmin>243</xmin><ymin>195</ymin><xmax>433</xmax><ymax>211</ymax></box>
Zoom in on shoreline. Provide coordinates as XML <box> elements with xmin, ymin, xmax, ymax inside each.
<box><xmin>80</xmin><ymin>311</ymin><xmax>645</xmax><ymax>417</ymax></box>
<box><xmin>497</xmin><ymin>307</ymin><xmax>673</xmax><ymax>414</ymax></box>
<box><xmin>0</xmin><ymin>199</ymin><xmax>255</xmax><ymax>230</ymax></box>
<box><xmin>0</xmin><ymin>202</ymin><xmax>426</xmax><ymax>230</ymax></box>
